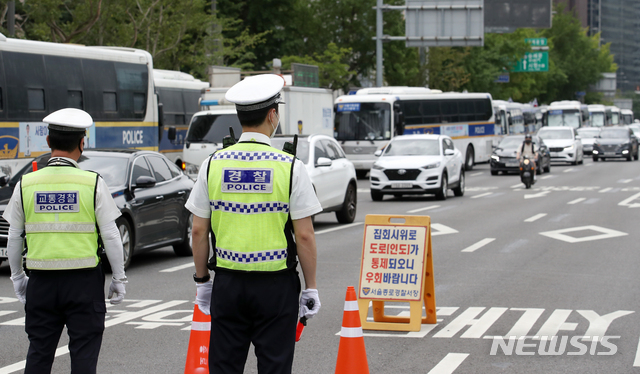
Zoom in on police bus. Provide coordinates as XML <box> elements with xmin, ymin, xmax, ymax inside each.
<box><xmin>546</xmin><ymin>100</ymin><xmax>590</xmax><ymax>129</ymax></box>
<box><xmin>154</xmin><ymin>69</ymin><xmax>209</xmax><ymax>167</ymax></box>
<box><xmin>334</xmin><ymin>88</ymin><xmax>497</xmax><ymax>175</ymax></box>
<box><xmin>0</xmin><ymin>33</ymin><xmax>160</xmax><ymax>174</ymax></box>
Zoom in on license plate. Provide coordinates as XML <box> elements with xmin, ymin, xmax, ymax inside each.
<box><xmin>550</xmin><ymin>152</ymin><xmax>558</xmax><ymax>157</ymax></box>
<box><xmin>391</xmin><ymin>183</ymin><xmax>412</xmax><ymax>189</ymax></box>
<box><xmin>605</xmin><ymin>152</ymin><xmax>616</xmax><ymax>156</ymax></box>
<box><xmin>0</xmin><ymin>247</ymin><xmax>8</xmax><ymax>258</ymax></box>
<box><xmin>506</xmin><ymin>161</ymin><xmax>519</xmax><ymax>167</ymax></box>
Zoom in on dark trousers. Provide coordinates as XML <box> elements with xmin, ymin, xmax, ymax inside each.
<box><xmin>209</xmin><ymin>269</ymin><xmax>300</xmax><ymax>374</ymax></box>
<box><xmin>24</xmin><ymin>266</ymin><xmax>106</xmax><ymax>374</ymax></box>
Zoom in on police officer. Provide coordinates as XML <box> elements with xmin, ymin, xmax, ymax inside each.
<box><xmin>4</xmin><ymin>108</ymin><xmax>127</xmax><ymax>374</ymax></box>
<box><xmin>186</xmin><ymin>74</ymin><xmax>322</xmax><ymax>374</ymax></box>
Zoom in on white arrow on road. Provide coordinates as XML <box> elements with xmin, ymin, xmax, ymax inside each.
<box><xmin>618</xmin><ymin>192</ymin><xmax>640</xmax><ymax>208</ymax></box>
<box><xmin>524</xmin><ymin>191</ymin><xmax>550</xmax><ymax>199</ymax></box>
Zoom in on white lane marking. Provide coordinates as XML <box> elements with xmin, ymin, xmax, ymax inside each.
<box><xmin>315</xmin><ymin>222</ymin><xmax>363</xmax><ymax>235</ymax></box>
<box><xmin>407</xmin><ymin>205</ymin><xmax>441</xmax><ymax>214</ymax></box>
<box><xmin>470</xmin><ymin>192</ymin><xmax>492</xmax><ymax>199</ymax></box>
<box><xmin>524</xmin><ymin>191</ymin><xmax>550</xmax><ymax>199</ymax></box>
<box><xmin>524</xmin><ymin>213</ymin><xmax>547</xmax><ymax>222</ymax></box>
<box><xmin>427</xmin><ymin>353</ymin><xmax>470</xmax><ymax>374</ymax></box>
<box><xmin>540</xmin><ymin>225</ymin><xmax>628</xmax><ymax>243</ymax></box>
<box><xmin>567</xmin><ymin>197</ymin><xmax>586</xmax><ymax>205</ymax></box>
<box><xmin>619</xmin><ymin>192</ymin><xmax>640</xmax><ymax>208</ymax></box>
<box><xmin>619</xmin><ymin>179</ymin><xmax>633</xmax><ymax>184</ymax></box>
<box><xmin>471</xmin><ymin>172</ymin><xmax>483</xmax><ymax>176</ymax></box>
<box><xmin>0</xmin><ymin>311</ymin><xmax>16</xmax><ymax>318</ymax></box>
<box><xmin>634</xmin><ymin>337</ymin><xmax>640</xmax><ymax>367</ymax></box>
<box><xmin>160</xmin><ymin>262</ymin><xmax>194</xmax><ymax>273</ymax></box>
<box><xmin>357</xmin><ymin>188</ymin><xmax>370</xmax><ymax>193</ymax></box>
<box><xmin>599</xmin><ymin>187</ymin><xmax>613</xmax><ymax>193</ymax></box>
<box><xmin>541</xmin><ymin>175</ymin><xmax>554</xmax><ymax>180</ymax></box>
<box><xmin>0</xmin><ymin>300</ymin><xmax>188</xmax><ymax>374</ymax></box>
<box><xmin>584</xmin><ymin>198</ymin><xmax>599</xmax><ymax>204</ymax></box>
<box><xmin>461</xmin><ymin>238</ymin><xmax>495</xmax><ymax>253</ymax></box>
<box><xmin>563</xmin><ymin>168</ymin><xmax>574</xmax><ymax>173</ymax></box>
<box><xmin>510</xmin><ymin>183</ymin><xmax>522</xmax><ymax>188</ymax></box>
<box><xmin>431</xmin><ymin>224</ymin><xmax>459</xmax><ymax>236</ymax></box>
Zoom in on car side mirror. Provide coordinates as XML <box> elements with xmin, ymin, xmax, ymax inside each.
<box><xmin>0</xmin><ymin>175</ymin><xmax>7</xmax><ymax>187</ymax></box>
<box><xmin>444</xmin><ymin>149</ymin><xmax>455</xmax><ymax>156</ymax></box>
<box><xmin>132</xmin><ymin>175</ymin><xmax>156</xmax><ymax>191</ymax></box>
<box><xmin>374</xmin><ymin>150</ymin><xmax>382</xmax><ymax>157</ymax></box>
<box><xmin>316</xmin><ymin>157</ymin><xmax>332</xmax><ymax>167</ymax></box>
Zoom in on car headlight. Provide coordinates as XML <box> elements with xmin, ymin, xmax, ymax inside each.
<box><xmin>564</xmin><ymin>145</ymin><xmax>574</xmax><ymax>150</ymax></box>
<box><xmin>491</xmin><ymin>155</ymin><xmax>500</xmax><ymax>162</ymax></box>
<box><xmin>371</xmin><ymin>163</ymin><xmax>384</xmax><ymax>170</ymax></box>
<box><xmin>184</xmin><ymin>162</ymin><xmax>200</xmax><ymax>176</ymax></box>
<box><xmin>422</xmin><ymin>162</ymin><xmax>441</xmax><ymax>169</ymax></box>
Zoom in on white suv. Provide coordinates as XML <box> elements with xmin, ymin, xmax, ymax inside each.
<box><xmin>369</xmin><ymin>134</ymin><xmax>465</xmax><ymax>201</ymax></box>
<box><xmin>536</xmin><ymin>126</ymin><xmax>583</xmax><ymax>165</ymax></box>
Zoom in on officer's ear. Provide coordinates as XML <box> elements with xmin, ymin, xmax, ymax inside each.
<box><xmin>46</xmin><ymin>135</ymin><xmax>51</xmax><ymax>149</ymax></box>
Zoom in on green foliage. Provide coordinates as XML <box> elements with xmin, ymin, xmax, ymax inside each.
<box><xmin>0</xmin><ymin>0</ymin><xmax>618</xmax><ymax>98</ymax></box>
<box><xmin>281</xmin><ymin>43</ymin><xmax>354</xmax><ymax>90</ymax></box>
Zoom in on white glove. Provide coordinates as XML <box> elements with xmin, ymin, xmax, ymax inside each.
<box><xmin>299</xmin><ymin>288</ymin><xmax>321</xmax><ymax>320</ymax></box>
<box><xmin>11</xmin><ymin>272</ymin><xmax>28</xmax><ymax>304</ymax></box>
<box><xmin>108</xmin><ymin>277</ymin><xmax>127</xmax><ymax>305</ymax></box>
<box><xmin>196</xmin><ymin>280</ymin><xmax>213</xmax><ymax>315</ymax></box>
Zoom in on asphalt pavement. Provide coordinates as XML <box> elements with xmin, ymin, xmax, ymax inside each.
<box><xmin>2</xmin><ymin>158</ymin><xmax>640</xmax><ymax>373</ymax></box>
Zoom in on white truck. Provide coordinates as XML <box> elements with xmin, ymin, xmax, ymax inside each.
<box><xmin>176</xmin><ymin>82</ymin><xmax>335</xmax><ymax>177</ymax></box>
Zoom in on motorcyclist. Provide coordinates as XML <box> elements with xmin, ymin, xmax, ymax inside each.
<box><xmin>517</xmin><ymin>134</ymin><xmax>538</xmax><ymax>180</ymax></box>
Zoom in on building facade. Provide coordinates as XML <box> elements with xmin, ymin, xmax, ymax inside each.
<box><xmin>557</xmin><ymin>0</ymin><xmax>640</xmax><ymax>93</ymax></box>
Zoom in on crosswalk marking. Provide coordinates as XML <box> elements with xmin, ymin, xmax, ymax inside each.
<box><xmin>427</xmin><ymin>353</ymin><xmax>469</xmax><ymax>374</ymax></box>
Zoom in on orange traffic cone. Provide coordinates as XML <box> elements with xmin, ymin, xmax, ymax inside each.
<box><xmin>184</xmin><ymin>303</ymin><xmax>211</xmax><ymax>374</ymax></box>
<box><xmin>335</xmin><ymin>286</ymin><xmax>370</xmax><ymax>374</ymax></box>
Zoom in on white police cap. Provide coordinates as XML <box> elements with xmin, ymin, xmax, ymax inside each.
<box><xmin>43</xmin><ymin>108</ymin><xmax>93</xmax><ymax>132</ymax></box>
<box><xmin>225</xmin><ymin>74</ymin><xmax>285</xmax><ymax>112</ymax></box>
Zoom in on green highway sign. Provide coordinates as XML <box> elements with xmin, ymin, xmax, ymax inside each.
<box><xmin>512</xmin><ymin>51</ymin><xmax>549</xmax><ymax>72</ymax></box>
<box><xmin>525</xmin><ymin>37</ymin><xmax>548</xmax><ymax>47</ymax></box>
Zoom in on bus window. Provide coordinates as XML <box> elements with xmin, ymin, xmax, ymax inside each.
<box><xmin>28</xmin><ymin>89</ymin><xmax>45</xmax><ymax>111</ymax></box>
<box><xmin>334</xmin><ymin>102</ymin><xmax>391</xmax><ymax>141</ymax></box>
<box><xmin>103</xmin><ymin>92</ymin><xmax>117</xmax><ymax>112</ymax></box>
<box><xmin>67</xmin><ymin>90</ymin><xmax>83</xmax><ymax>109</ymax></box>
<box><xmin>422</xmin><ymin>101</ymin><xmax>440</xmax><ymax>123</ymax></box>
<box><xmin>186</xmin><ymin>114</ymin><xmax>242</xmax><ymax>145</ymax></box>
<box><xmin>133</xmin><ymin>93</ymin><xmax>146</xmax><ymax>114</ymax></box>
<box><xmin>441</xmin><ymin>100</ymin><xmax>459</xmax><ymax>123</ymax></box>
<box><xmin>474</xmin><ymin>99</ymin><xmax>492</xmax><ymax>121</ymax></box>
<box><xmin>5</xmin><ymin>51</ymin><xmax>46</xmax><ymax>119</ymax></box>
<box><xmin>459</xmin><ymin>100</ymin><xmax>475</xmax><ymax>122</ymax></box>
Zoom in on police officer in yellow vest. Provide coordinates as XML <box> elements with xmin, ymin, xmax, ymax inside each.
<box><xmin>4</xmin><ymin>108</ymin><xmax>127</xmax><ymax>374</ymax></box>
<box><xmin>186</xmin><ymin>74</ymin><xmax>322</xmax><ymax>373</ymax></box>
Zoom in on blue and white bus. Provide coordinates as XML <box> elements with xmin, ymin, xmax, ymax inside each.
<box><xmin>0</xmin><ymin>33</ymin><xmax>161</xmax><ymax>173</ymax></box>
<box><xmin>334</xmin><ymin>87</ymin><xmax>498</xmax><ymax>175</ymax></box>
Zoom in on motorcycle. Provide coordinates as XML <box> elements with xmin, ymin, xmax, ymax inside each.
<box><xmin>520</xmin><ymin>156</ymin><xmax>536</xmax><ymax>189</ymax></box>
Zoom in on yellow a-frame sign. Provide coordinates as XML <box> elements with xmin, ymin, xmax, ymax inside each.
<box><xmin>357</xmin><ymin>214</ymin><xmax>436</xmax><ymax>332</ymax></box>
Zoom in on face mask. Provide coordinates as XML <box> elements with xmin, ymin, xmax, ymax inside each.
<box><xmin>525</xmin><ymin>140</ymin><xmax>531</xmax><ymax>144</ymax></box>
<box><xmin>270</xmin><ymin>112</ymin><xmax>280</xmax><ymax>138</ymax></box>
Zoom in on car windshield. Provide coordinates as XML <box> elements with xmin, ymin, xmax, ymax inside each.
<box><xmin>577</xmin><ymin>128</ymin><xmax>600</xmax><ymax>138</ymax></box>
<box><xmin>77</xmin><ymin>155</ymin><xmax>129</xmax><ymax>187</ymax></box>
<box><xmin>497</xmin><ymin>136</ymin><xmax>525</xmax><ymax>148</ymax></box>
<box><xmin>384</xmin><ymin>139</ymin><xmax>439</xmax><ymax>156</ymax></box>
<box><xmin>599</xmin><ymin>129</ymin><xmax>629</xmax><ymax>139</ymax></box>
<box><xmin>334</xmin><ymin>102</ymin><xmax>392</xmax><ymax>141</ymax></box>
<box><xmin>186</xmin><ymin>114</ymin><xmax>243</xmax><ymax>144</ymax></box>
<box><xmin>269</xmin><ymin>138</ymin><xmax>310</xmax><ymax>164</ymax></box>
<box><xmin>623</xmin><ymin>114</ymin><xmax>634</xmax><ymax>125</ymax></box>
<box><xmin>547</xmin><ymin>110</ymin><xmax>581</xmax><ymax>128</ymax></box>
<box><xmin>630</xmin><ymin>126</ymin><xmax>640</xmax><ymax>136</ymax></box>
<box><xmin>538</xmin><ymin>129</ymin><xmax>573</xmax><ymax>140</ymax></box>
<box><xmin>590</xmin><ymin>112</ymin><xmax>605</xmax><ymax>127</ymax></box>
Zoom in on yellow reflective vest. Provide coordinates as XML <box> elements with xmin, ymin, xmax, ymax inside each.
<box><xmin>21</xmin><ymin>166</ymin><xmax>99</xmax><ymax>270</ymax></box>
<box><xmin>207</xmin><ymin>142</ymin><xmax>295</xmax><ymax>272</ymax></box>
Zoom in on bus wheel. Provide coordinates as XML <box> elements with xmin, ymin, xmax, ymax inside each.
<box><xmin>464</xmin><ymin>146</ymin><xmax>474</xmax><ymax>171</ymax></box>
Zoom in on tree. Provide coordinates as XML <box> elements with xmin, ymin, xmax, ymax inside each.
<box><xmin>281</xmin><ymin>43</ymin><xmax>354</xmax><ymax>90</ymax></box>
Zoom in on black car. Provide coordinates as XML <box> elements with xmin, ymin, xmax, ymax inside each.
<box><xmin>592</xmin><ymin>126</ymin><xmax>639</xmax><ymax>162</ymax></box>
<box><xmin>0</xmin><ymin>150</ymin><xmax>194</xmax><ymax>270</ymax></box>
<box><xmin>490</xmin><ymin>135</ymin><xmax>551</xmax><ymax>175</ymax></box>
